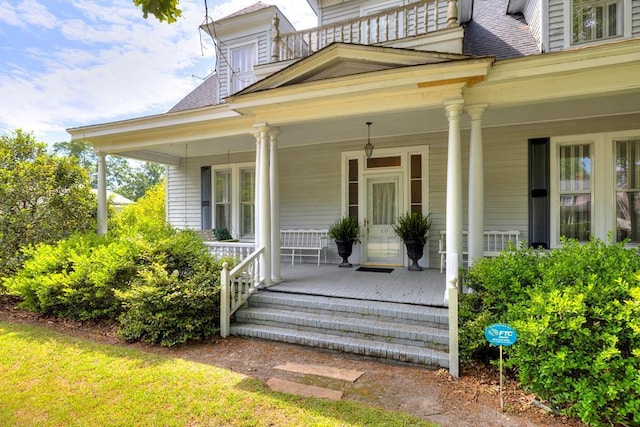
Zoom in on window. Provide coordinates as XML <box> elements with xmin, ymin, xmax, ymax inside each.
<box><xmin>571</xmin><ymin>0</ymin><xmax>622</xmax><ymax>44</ymax></box>
<box><xmin>204</xmin><ymin>163</ymin><xmax>255</xmax><ymax>239</ymax></box>
<box><xmin>229</xmin><ymin>44</ymin><xmax>255</xmax><ymax>94</ymax></box>
<box><xmin>615</xmin><ymin>139</ymin><xmax>640</xmax><ymax>243</ymax></box>
<box><xmin>558</xmin><ymin>144</ymin><xmax>592</xmax><ymax>241</ymax></box>
<box><xmin>550</xmin><ymin>131</ymin><xmax>640</xmax><ymax>247</ymax></box>
<box><xmin>201</xmin><ymin>166</ymin><xmax>211</xmax><ymax>230</ymax></box>
<box><xmin>214</xmin><ymin>170</ymin><xmax>232</xmax><ymax>231</ymax></box>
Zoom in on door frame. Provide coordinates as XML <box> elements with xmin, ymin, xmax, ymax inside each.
<box><xmin>341</xmin><ymin>145</ymin><xmax>430</xmax><ymax>268</ymax></box>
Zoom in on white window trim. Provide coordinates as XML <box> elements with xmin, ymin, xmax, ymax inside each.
<box><xmin>226</xmin><ymin>41</ymin><xmax>258</xmax><ymax>95</ymax></box>
<box><xmin>551</xmin><ymin>130</ymin><xmax>640</xmax><ymax>247</ymax></box>
<box><xmin>212</xmin><ymin>162</ymin><xmax>255</xmax><ymax>240</ymax></box>
<box><xmin>563</xmin><ymin>0</ymin><xmax>632</xmax><ymax>48</ymax></box>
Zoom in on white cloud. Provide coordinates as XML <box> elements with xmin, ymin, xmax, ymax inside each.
<box><xmin>0</xmin><ymin>0</ymin><xmax>316</xmax><ymax>144</ymax></box>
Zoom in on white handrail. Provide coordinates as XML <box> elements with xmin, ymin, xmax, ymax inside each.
<box><xmin>205</xmin><ymin>241</ymin><xmax>255</xmax><ymax>261</ymax></box>
<box><xmin>220</xmin><ymin>246</ymin><xmax>264</xmax><ymax>338</ymax></box>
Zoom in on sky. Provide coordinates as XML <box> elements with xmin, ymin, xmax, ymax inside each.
<box><xmin>0</xmin><ymin>0</ymin><xmax>317</xmax><ymax>145</ymax></box>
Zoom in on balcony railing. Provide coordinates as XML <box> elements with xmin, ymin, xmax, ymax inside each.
<box><xmin>272</xmin><ymin>0</ymin><xmax>458</xmax><ymax>62</ymax></box>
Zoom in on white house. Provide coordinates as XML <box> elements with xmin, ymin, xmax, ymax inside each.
<box><xmin>68</xmin><ymin>0</ymin><xmax>640</xmax><ymax>372</ymax></box>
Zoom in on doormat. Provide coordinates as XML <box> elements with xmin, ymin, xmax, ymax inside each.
<box><xmin>356</xmin><ymin>267</ymin><xmax>393</xmax><ymax>273</ymax></box>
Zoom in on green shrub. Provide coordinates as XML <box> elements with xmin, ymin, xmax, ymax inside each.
<box><xmin>459</xmin><ymin>246</ymin><xmax>543</xmax><ymax>361</ymax></box>
<box><xmin>116</xmin><ymin>252</ymin><xmax>229</xmax><ymax>347</ymax></box>
<box><xmin>460</xmin><ymin>238</ymin><xmax>640</xmax><ymax>426</ymax></box>
<box><xmin>3</xmin><ymin>234</ymin><xmax>139</xmax><ymax>320</ymax></box>
<box><xmin>508</xmin><ymin>239</ymin><xmax>640</xmax><ymax>426</ymax></box>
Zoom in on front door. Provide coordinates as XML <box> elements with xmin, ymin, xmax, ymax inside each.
<box><xmin>363</xmin><ymin>174</ymin><xmax>403</xmax><ymax>265</ymax></box>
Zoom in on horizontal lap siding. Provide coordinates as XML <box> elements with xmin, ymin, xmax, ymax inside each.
<box><xmin>634</xmin><ymin>1</ymin><xmax>640</xmax><ymax>36</ymax></box>
<box><xmin>165</xmin><ymin>113</ymin><xmax>640</xmax><ymax>266</ymax></box>
<box><xmin>548</xmin><ymin>0</ymin><xmax>565</xmax><ymax>51</ymax></box>
<box><xmin>167</xmin><ymin>164</ymin><xmax>201</xmax><ymax>229</ymax></box>
<box><xmin>167</xmin><ymin>151</ymin><xmax>256</xmax><ymax>230</ymax></box>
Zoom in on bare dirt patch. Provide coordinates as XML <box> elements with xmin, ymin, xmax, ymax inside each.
<box><xmin>0</xmin><ymin>297</ymin><xmax>583</xmax><ymax>427</ymax></box>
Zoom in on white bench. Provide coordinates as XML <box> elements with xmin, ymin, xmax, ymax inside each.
<box><xmin>280</xmin><ymin>229</ymin><xmax>329</xmax><ymax>266</ymax></box>
<box><xmin>438</xmin><ymin>230</ymin><xmax>520</xmax><ymax>273</ymax></box>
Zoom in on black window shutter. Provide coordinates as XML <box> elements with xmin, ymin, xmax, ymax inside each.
<box><xmin>529</xmin><ymin>138</ymin><xmax>550</xmax><ymax>249</ymax></box>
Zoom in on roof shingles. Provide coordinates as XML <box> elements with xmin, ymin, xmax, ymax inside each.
<box><xmin>463</xmin><ymin>0</ymin><xmax>540</xmax><ymax>60</ymax></box>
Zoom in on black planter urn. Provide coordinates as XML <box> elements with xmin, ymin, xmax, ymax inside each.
<box><xmin>335</xmin><ymin>239</ymin><xmax>355</xmax><ymax>268</ymax></box>
<box><xmin>404</xmin><ymin>239</ymin><xmax>425</xmax><ymax>271</ymax></box>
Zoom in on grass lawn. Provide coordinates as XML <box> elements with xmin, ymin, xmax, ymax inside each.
<box><xmin>0</xmin><ymin>322</ymin><xmax>434</xmax><ymax>427</ymax></box>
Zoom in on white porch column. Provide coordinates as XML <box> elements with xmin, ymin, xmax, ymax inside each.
<box><xmin>255</xmin><ymin>125</ymin><xmax>272</xmax><ymax>286</ymax></box>
<box><xmin>444</xmin><ymin>99</ymin><xmax>464</xmax><ymax>378</ymax></box>
<box><xmin>254</xmin><ymin>131</ymin><xmax>262</xmax><ymax>252</ymax></box>
<box><xmin>269</xmin><ymin>127</ymin><xmax>282</xmax><ymax>283</ymax></box>
<box><xmin>445</xmin><ymin>99</ymin><xmax>464</xmax><ymax>283</ymax></box>
<box><xmin>96</xmin><ymin>152</ymin><xmax>108</xmax><ymax>236</ymax></box>
<box><xmin>467</xmin><ymin>104</ymin><xmax>487</xmax><ymax>266</ymax></box>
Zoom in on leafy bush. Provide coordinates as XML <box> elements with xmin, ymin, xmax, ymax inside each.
<box><xmin>110</xmin><ymin>180</ymin><xmax>166</xmax><ymax>237</ymax></box>
<box><xmin>116</xmin><ymin>256</ymin><xmax>225</xmax><ymax>347</ymax></box>
<box><xmin>459</xmin><ymin>246</ymin><xmax>543</xmax><ymax>361</ymax></box>
<box><xmin>460</xmin><ymin>238</ymin><xmax>640</xmax><ymax>426</ymax></box>
<box><xmin>3</xmin><ymin>234</ymin><xmax>139</xmax><ymax>320</ymax></box>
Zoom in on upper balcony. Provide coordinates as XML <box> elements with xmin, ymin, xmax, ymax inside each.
<box><xmin>270</xmin><ymin>0</ymin><xmax>462</xmax><ymax>63</ymax></box>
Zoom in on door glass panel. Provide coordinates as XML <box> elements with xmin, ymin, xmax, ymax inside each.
<box><xmin>365</xmin><ymin>176</ymin><xmax>402</xmax><ymax>265</ymax></box>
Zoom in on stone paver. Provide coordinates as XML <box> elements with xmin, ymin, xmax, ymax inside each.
<box><xmin>275</xmin><ymin>362</ymin><xmax>364</xmax><ymax>382</ymax></box>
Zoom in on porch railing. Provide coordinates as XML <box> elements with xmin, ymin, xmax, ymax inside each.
<box><xmin>219</xmin><ymin>246</ymin><xmax>264</xmax><ymax>338</ymax></box>
<box><xmin>205</xmin><ymin>241</ymin><xmax>255</xmax><ymax>261</ymax></box>
<box><xmin>273</xmin><ymin>0</ymin><xmax>457</xmax><ymax>62</ymax></box>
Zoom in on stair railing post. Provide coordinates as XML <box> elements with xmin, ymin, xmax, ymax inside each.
<box><xmin>220</xmin><ymin>262</ymin><xmax>230</xmax><ymax>338</ymax></box>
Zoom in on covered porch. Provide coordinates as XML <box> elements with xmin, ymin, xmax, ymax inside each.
<box><xmin>273</xmin><ymin>262</ymin><xmax>447</xmax><ymax>307</ymax></box>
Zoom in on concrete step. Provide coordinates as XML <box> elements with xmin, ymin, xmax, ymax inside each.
<box><xmin>234</xmin><ymin>306</ymin><xmax>448</xmax><ymax>349</ymax></box>
<box><xmin>229</xmin><ymin>323</ymin><xmax>449</xmax><ymax>368</ymax></box>
<box><xmin>249</xmin><ymin>290</ymin><xmax>448</xmax><ymax>328</ymax></box>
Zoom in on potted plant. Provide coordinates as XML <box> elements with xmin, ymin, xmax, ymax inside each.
<box><xmin>392</xmin><ymin>211</ymin><xmax>432</xmax><ymax>271</ymax></box>
<box><xmin>328</xmin><ymin>216</ymin><xmax>360</xmax><ymax>268</ymax></box>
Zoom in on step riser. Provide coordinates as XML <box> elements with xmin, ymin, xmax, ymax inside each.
<box><xmin>230</xmin><ymin>324</ymin><xmax>449</xmax><ymax>368</ymax></box>
<box><xmin>234</xmin><ymin>310</ymin><xmax>448</xmax><ymax>349</ymax></box>
<box><xmin>249</xmin><ymin>292</ymin><xmax>448</xmax><ymax>328</ymax></box>
<box><xmin>232</xmin><ymin>290</ymin><xmax>450</xmax><ymax>368</ymax></box>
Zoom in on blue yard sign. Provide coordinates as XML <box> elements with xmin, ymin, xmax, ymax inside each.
<box><xmin>484</xmin><ymin>323</ymin><xmax>518</xmax><ymax>411</ymax></box>
<box><xmin>484</xmin><ymin>323</ymin><xmax>518</xmax><ymax>347</ymax></box>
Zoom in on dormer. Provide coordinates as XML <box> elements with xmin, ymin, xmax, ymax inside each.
<box><xmin>200</xmin><ymin>2</ymin><xmax>299</xmax><ymax>99</ymax></box>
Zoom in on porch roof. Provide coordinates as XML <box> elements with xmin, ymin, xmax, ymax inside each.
<box><xmin>67</xmin><ymin>38</ymin><xmax>640</xmax><ymax>165</ymax></box>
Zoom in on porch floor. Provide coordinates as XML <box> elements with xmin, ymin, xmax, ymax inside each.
<box><xmin>269</xmin><ymin>263</ymin><xmax>447</xmax><ymax>307</ymax></box>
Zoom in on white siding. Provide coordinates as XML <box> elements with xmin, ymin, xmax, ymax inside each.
<box><xmin>165</xmin><ymin>112</ymin><xmax>640</xmax><ymax>266</ymax></box>
<box><xmin>547</xmin><ymin>0</ymin><xmax>565</xmax><ymax>51</ymax></box>
<box><xmin>523</xmin><ymin>0</ymin><xmax>542</xmax><ymax>50</ymax></box>
<box><xmin>216</xmin><ymin>31</ymin><xmax>269</xmax><ymax>99</ymax></box>
<box><xmin>167</xmin><ymin>163</ymin><xmax>201</xmax><ymax>230</ymax></box>
<box><xmin>634</xmin><ymin>0</ymin><xmax>640</xmax><ymax>36</ymax></box>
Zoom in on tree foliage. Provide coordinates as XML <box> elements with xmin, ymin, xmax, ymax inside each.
<box><xmin>133</xmin><ymin>0</ymin><xmax>182</xmax><ymax>23</ymax></box>
<box><xmin>0</xmin><ymin>130</ymin><xmax>96</xmax><ymax>277</ymax></box>
<box><xmin>53</xmin><ymin>140</ymin><xmax>164</xmax><ymax>201</ymax></box>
